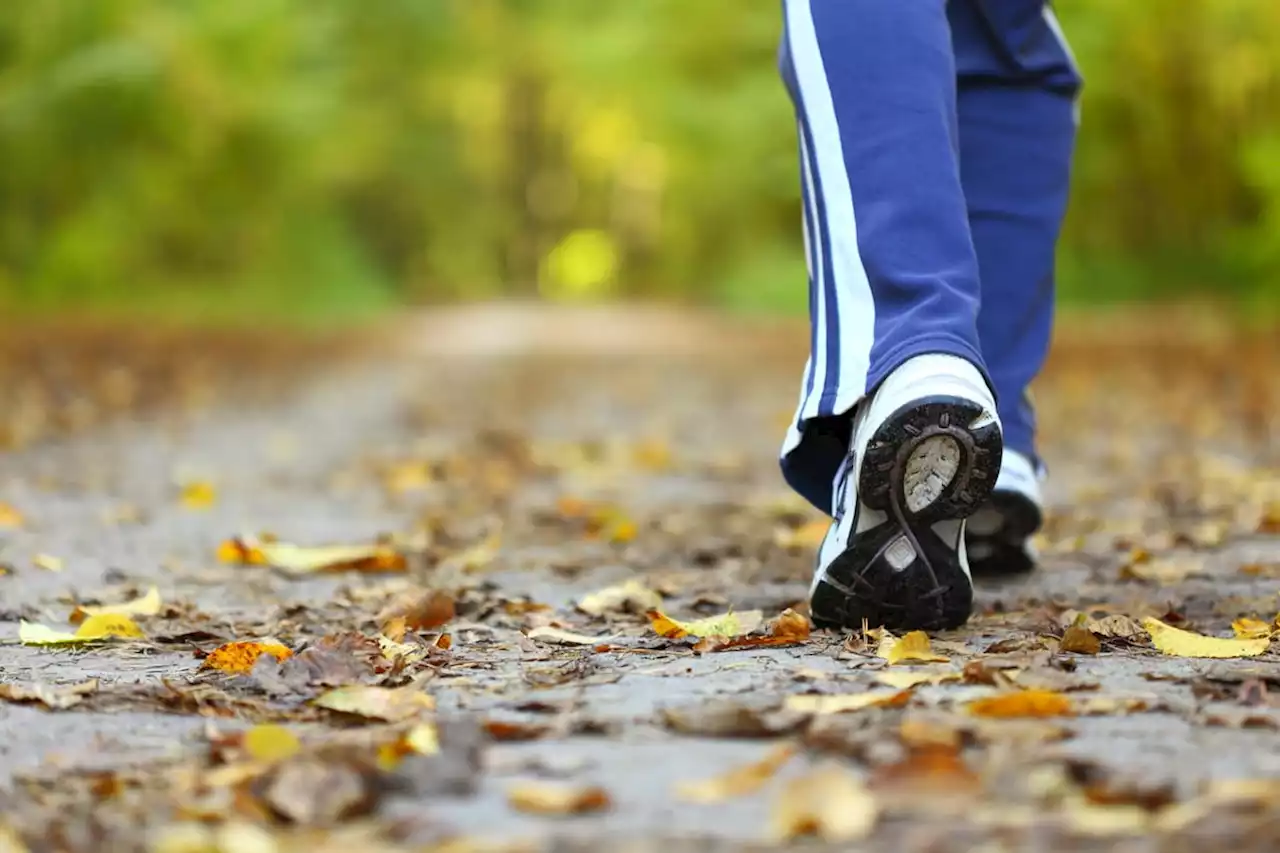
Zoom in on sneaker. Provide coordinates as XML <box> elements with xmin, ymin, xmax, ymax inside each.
<box><xmin>810</xmin><ymin>354</ymin><xmax>1003</xmax><ymax>632</ymax></box>
<box><xmin>965</xmin><ymin>449</ymin><xmax>1044</xmax><ymax>577</ymax></box>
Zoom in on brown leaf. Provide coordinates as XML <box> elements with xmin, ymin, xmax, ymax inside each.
<box><xmin>483</xmin><ymin>719</ymin><xmax>551</xmax><ymax>742</ymax></box>
<box><xmin>968</xmin><ymin>689</ymin><xmax>1074</xmax><ymax>718</ymax></box>
<box><xmin>376</xmin><ymin>589</ymin><xmax>455</xmax><ymax>633</ymax></box>
<box><xmin>871</xmin><ymin>742</ymin><xmax>980</xmax><ymax>798</ymax></box>
<box><xmin>202</xmin><ymin>641</ymin><xmax>293</xmax><ymax>676</ymax></box>
<box><xmin>676</xmin><ymin>743</ymin><xmax>796</xmax><ymax>803</ymax></box>
<box><xmin>661</xmin><ymin>699</ymin><xmax>806</xmax><ymax>738</ymax></box>
<box><xmin>0</xmin><ymin>679</ymin><xmax>98</xmax><ymax>710</ymax></box>
<box><xmin>770</xmin><ymin>763</ymin><xmax>878</xmax><ymax>841</ymax></box>
<box><xmin>693</xmin><ymin>608</ymin><xmax>812</xmax><ymax>652</ymax></box>
<box><xmin>256</xmin><ymin>757</ymin><xmax>379</xmax><ymax>826</ymax></box>
<box><xmin>1059</xmin><ymin>626</ymin><xmax>1102</xmax><ymax>655</ymax></box>
<box><xmin>507</xmin><ymin>782</ymin><xmax>612</xmax><ymax>816</ymax></box>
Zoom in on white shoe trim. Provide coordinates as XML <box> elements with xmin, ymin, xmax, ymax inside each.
<box><xmin>995</xmin><ymin>448</ymin><xmax>1043</xmax><ymax>509</ymax></box>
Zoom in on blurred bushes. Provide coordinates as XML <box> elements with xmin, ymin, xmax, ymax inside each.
<box><xmin>1</xmin><ymin>1</ymin><xmax>1278</xmax><ymax>320</ymax></box>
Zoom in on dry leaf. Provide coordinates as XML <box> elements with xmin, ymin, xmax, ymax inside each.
<box><xmin>0</xmin><ymin>502</ymin><xmax>24</xmax><ymax>528</ymax></box>
<box><xmin>376</xmin><ymin>589</ymin><xmax>454</xmax><ymax>633</ymax></box>
<box><xmin>577</xmin><ymin>579</ymin><xmax>662</xmax><ymax>617</ymax></box>
<box><xmin>526</xmin><ymin>626</ymin><xmax>608</xmax><ymax>646</ymax></box>
<box><xmin>676</xmin><ymin>743</ymin><xmax>796</xmax><ymax>804</ymax></box>
<box><xmin>785</xmin><ymin>690</ymin><xmax>912</xmax><ymax>715</ymax></box>
<box><xmin>770</xmin><ymin>764</ymin><xmax>878</xmax><ymax>841</ymax></box>
<box><xmin>69</xmin><ymin>586</ymin><xmax>162</xmax><ymax>625</ymax></box>
<box><xmin>1060</xmin><ymin>626</ymin><xmax>1102</xmax><ymax>655</ymax></box>
<box><xmin>774</xmin><ymin>519</ymin><xmax>829</xmax><ymax>550</ymax></box>
<box><xmin>314</xmin><ymin>684</ymin><xmax>435</xmax><ymax>722</ymax></box>
<box><xmin>660</xmin><ymin>700</ymin><xmax>807</xmax><ymax>738</ymax></box>
<box><xmin>871</xmin><ymin>742</ymin><xmax>980</xmax><ymax>797</ymax></box>
<box><xmin>1119</xmin><ymin>556</ymin><xmax>1204</xmax><ymax>583</ymax></box>
<box><xmin>647</xmin><ymin>608</ymin><xmax>763</xmax><ymax>640</ymax></box>
<box><xmin>1143</xmin><ymin>617</ymin><xmax>1270</xmax><ymax>659</ymax></box>
<box><xmin>19</xmin><ymin>614</ymin><xmax>143</xmax><ymax>645</ymax></box>
<box><xmin>967</xmin><ymin>689</ymin><xmax>1073</xmax><ymax>718</ymax></box>
<box><xmin>0</xmin><ymin>679</ymin><xmax>98</xmax><ymax>710</ymax></box>
<box><xmin>1232</xmin><ymin>617</ymin><xmax>1274</xmax><ymax>641</ymax></box>
<box><xmin>875</xmin><ymin>669</ymin><xmax>960</xmax><ymax>689</ymax></box>
<box><xmin>242</xmin><ymin>724</ymin><xmax>301</xmax><ymax>762</ymax></box>
<box><xmin>179</xmin><ymin>481</ymin><xmax>217</xmax><ymax>509</ymax></box>
<box><xmin>202</xmin><ymin>641</ymin><xmax>293</xmax><ymax>675</ymax></box>
<box><xmin>693</xmin><ymin>608</ymin><xmax>811</xmax><ymax>652</ymax></box>
<box><xmin>219</xmin><ymin>536</ymin><xmax>406</xmax><ymax>574</ymax></box>
<box><xmin>507</xmin><ymin>783</ymin><xmax>612</xmax><ymax>816</ymax></box>
<box><xmin>33</xmin><ymin>554</ymin><xmax>62</xmax><ymax>573</ymax></box>
<box><xmin>878</xmin><ymin>630</ymin><xmax>949</xmax><ymax>665</ymax></box>
<box><xmin>377</xmin><ymin>722</ymin><xmax>441</xmax><ymax>769</ymax></box>
<box><xmin>1089</xmin><ymin>614</ymin><xmax>1146</xmax><ymax>639</ymax></box>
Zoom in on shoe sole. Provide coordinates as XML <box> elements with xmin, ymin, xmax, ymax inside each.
<box><xmin>967</xmin><ymin>491</ymin><xmax>1043</xmax><ymax>578</ymax></box>
<box><xmin>811</xmin><ymin>395</ymin><xmax>1003</xmax><ymax>632</ymax></box>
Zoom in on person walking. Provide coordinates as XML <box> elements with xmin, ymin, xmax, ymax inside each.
<box><xmin>777</xmin><ymin>0</ymin><xmax>1081</xmax><ymax>631</ymax></box>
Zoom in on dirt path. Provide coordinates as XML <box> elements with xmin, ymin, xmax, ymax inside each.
<box><xmin>2</xmin><ymin>305</ymin><xmax>1280</xmax><ymax>852</ymax></box>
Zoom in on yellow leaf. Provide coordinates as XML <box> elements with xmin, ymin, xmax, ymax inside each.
<box><xmin>1143</xmin><ymin>617</ymin><xmax>1270</xmax><ymax>659</ymax></box>
<box><xmin>646</xmin><ymin>608</ymin><xmax>764</xmax><ymax>640</ymax></box>
<box><xmin>770</xmin><ymin>764</ymin><xmax>878</xmax><ymax>841</ymax></box>
<box><xmin>526</xmin><ymin>626</ymin><xmax>608</xmax><ymax>646</ymax></box>
<box><xmin>507</xmin><ymin>782</ymin><xmax>612</xmax><ymax>816</ymax></box>
<box><xmin>242</xmin><ymin>724</ymin><xmax>300</xmax><ymax>763</ymax></box>
<box><xmin>202</xmin><ymin>641</ymin><xmax>293</xmax><ymax>675</ymax></box>
<box><xmin>179</xmin><ymin>481</ymin><xmax>217</xmax><ymax>509</ymax></box>
<box><xmin>577</xmin><ymin>579</ymin><xmax>662</xmax><ymax>617</ymax></box>
<box><xmin>0</xmin><ymin>502</ymin><xmax>24</xmax><ymax>529</ymax></box>
<box><xmin>875</xmin><ymin>669</ymin><xmax>961</xmax><ymax>689</ymax></box>
<box><xmin>377</xmin><ymin>722</ymin><xmax>441</xmax><ymax>770</ymax></box>
<box><xmin>967</xmin><ymin>689</ymin><xmax>1074</xmax><ymax>718</ymax></box>
<box><xmin>1231</xmin><ymin>617</ymin><xmax>1274</xmax><ymax>641</ymax></box>
<box><xmin>33</xmin><ymin>554</ymin><xmax>62</xmax><ymax>573</ymax></box>
<box><xmin>19</xmin><ymin>614</ymin><xmax>143</xmax><ymax>645</ymax></box>
<box><xmin>314</xmin><ymin>684</ymin><xmax>435</xmax><ymax>722</ymax></box>
<box><xmin>676</xmin><ymin>743</ymin><xmax>796</xmax><ymax>804</ymax></box>
<box><xmin>218</xmin><ymin>536</ymin><xmax>406</xmax><ymax>575</ymax></box>
<box><xmin>69</xmin><ymin>586</ymin><xmax>162</xmax><ymax>625</ymax></box>
<box><xmin>773</xmin><ymin>519</ymin><xmax>830</xmax><ymax>550</ymax></box>
<box><xmin>785</xmin><ymin>690</ymin><xmax>912</xmax><ymax>715</ymax></box>
<box><xmin>878</xmin><ymin>630</ymin><xmax>949</xmax><ymax>665</ymax></box>
<box><xmin>0</xmin><ymin>823</ymin><xmax>30</xmax><ymax>853</ymax></box>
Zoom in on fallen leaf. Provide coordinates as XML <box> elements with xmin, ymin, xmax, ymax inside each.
<box><xmin>647</xmin><ymin>608</ymin><xmax>763</xmax><ymax>640</ymax></box>
<box><xmin>1232</xmin><ymin>617</ymin><xmax>1274</xmax><ymax>641</ymax></box>
<box><xmin>242</xmin><ymin>724</ymin><xmax>301</xmax><ymax>762</ymax></box>
<box><xmin>878</xmin><ymin>630</ymin><xmax>949</xmax><ymax>665</ymax></box>
<box><xmin>526</xmin><ymin>626</ymin><xmax>609</xmax><ymax>646</ymax></box>
<box><xmin>770</xmin><ymin>763</ymin><xmax>878</xmax><ymax>841</ymax></box>
<box><xmin>482</xmin><ymin>719</ymin><xmax>551</xmax><ymax>742</ymax></box>
<box><xmin>1119</xmin><ymin>556</ymin><xmax>1204</xmax><ymax>583</ymax></box>
<box><xmin>376</xmin><ymin>589</ymin><xmax>455</xmax><ymax>633</ymax></box>
<box><xmin>507</xmin><ymin>782</ymin><xmax>612</xmax><ymax>816</ymax></box>
<box><xmin>69</xmin><ymin>586</ymin><xmax>162</xmax><ymax>625</ymax></box>
<box><xmin>675</xmin><ymin>743</ymin><xmax>797</xmax><ymax>803</ymax></box>
<box><xmin>202</xmin><ymin>641</ymin><xmax>293</xmax><ymax>675</ymax></box>
<box><xmin>774</xmin><ymin>519</ymin><xmax>829</xmax><ymax>550</ymax></box>
<box><xmin>693</xmin><ymin>608</ymin><xmax>812</xmax><ymax>652</ymax></box>
<box><xmin>1143</xmin><ymin>617</ymin><xmax>1270</xmax><ymax>659</ymax></box>
<box><xmin>179</xmin><ymin>481</ymin><xmax>217</xmax><ymax>509</ymax></box>
<box><xmin>0</xmin><ymin>679</ymin><xmax>98</xmax><ymax>710</ymax></box>
<box><xmin>1076</xmin><ymin>696</ymin><xmax>1151</xmax><ymax>715</ymax></box>
<box><xmin>314</xmin><ymin>684</ymin><xmax>435</xmax><ymax>722</ymax></box>
<box><xmin>1059</xmin><ymin>626</ymin><xmax>1102</xmax><ymax>655</ymax></box>
<box><xmin>0</xmin><ymin>823</ymin><xmax>28</xmax><ymax>853</ymax></box>
<box><xmin>967</xmin><ymin>689</ymin><xmax>1074</xmax><ymax>718</ymax></box>
<box><xmin>257</xmin><ymin>757</ymin><xmax>379</xmax><ymax>825</ymax></box>
<box><xmin>19</xmin><ymin>614</ymin><xmax>143</xmax><ymax>645</ymax></box>
<box><xmin>0</xmin><ymin>502</ymin><xmax>24</xmax><ymax>528</ymax></box>
<box><xmin>660</xmin><ymin>699</ymin><xmax>807</xmax><ymax>738</ymax></box>
<box><xmin>220</xmin><ymin>536</ymin><xmax>406</xmax><ymax>575</ymax></box>
<box><xmin>871</xmin><ymin>742</ymin><xmax>980</xmax><ymax>797</ymax></box>
<box><xmin>378</xmin><ymin>722</ymin><xmax>441</xmax><ymax>769</ymax></box>
<box><xmin>577</xmin><ymin>579</ymin><xmax>662</xmax><ymax>617</ymax></box>
<box><xmin>1089</xmin><ymin>614</ymin><xmax>1147</xmax><ymax>639</ymax></box>
<box><xmin>33</xmin><ymin>554</ymin><xmax>62</xmax><ymax>573</ymax></box>
<box><xmin>785</xmin><ymin>690</ymin><xmax>913</xmax><ymax>715</ymax></box>
<box><xmin>875</xmin><ymin>669</ymin><xmax>961</xmax><ymax>689</ymax></box>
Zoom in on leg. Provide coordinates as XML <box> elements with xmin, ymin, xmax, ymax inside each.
<box><xmin>777</xmin><ymin>0</ymin><xmax>1003</xmax><ymax>631</ymax></box>
<box><xmin>952</xmin><ymin>0</ymin><xmax>1081</xmax><ymax>473</ymax></box>
<box><xmin>777</xmin><ymin>0</ymin><xmax>988</xmax><ymax>517</ymax></box>
<box><xmin>950</xmin><ymin>0</ymin><xmax>1082</xmax><ymax>574</ymax></box>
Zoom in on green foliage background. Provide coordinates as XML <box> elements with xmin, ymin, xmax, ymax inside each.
<box><xmin>2</xmin><ymin>1</ymin><xmax>1279</xmax><ymax>323</ymax></box>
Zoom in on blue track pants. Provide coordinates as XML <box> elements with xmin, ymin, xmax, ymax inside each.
<box><xmin>778</xmin><ymin>0</ymin><xmax>1083</xmax><ymax>515</ymax></box>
